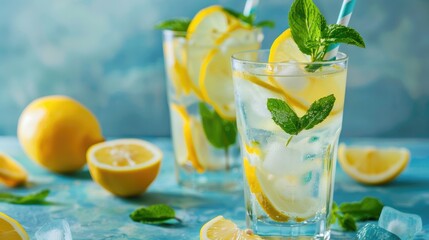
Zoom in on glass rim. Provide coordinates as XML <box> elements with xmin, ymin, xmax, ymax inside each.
<box><xmin>231</xmin><ymin>49</ymin><xmax>348</xmax><ymax>65</ymax></box>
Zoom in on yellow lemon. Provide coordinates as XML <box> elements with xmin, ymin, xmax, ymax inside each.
<box><xmin>87</xmin><ymin>139</ymin><xmax>162</xmax><ymax>197</ymax></box>
<box><xmin>0</xmin><ymin>152</ymin><xmax>27</xmax><ymax>187</ymax></box>
<box><xmin>200</xmin><ymin>215</ymin><xmax>263</xmax><ymax>240</ymax></box>
<box><xmin>269</xmin><ymin>28</ymin><xmax>309</xmax><ymax>63</ymax></box>
<box><xmin>338</xmin><ymin>144</ymin><xmax>410</xmax><ymax>185</ymax></box>
<box><xmin>0</xmin><ymin>212</ymin><xmax>29</xmax><ymax>240</ymax></box>
<box><xmin>17</xmin><ymin>95</ymin><xmax>104</xmax><ymax>173</ymax></box>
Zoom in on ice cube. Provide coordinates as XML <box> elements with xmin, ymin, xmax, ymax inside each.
<box><xmin>378</xmin><ymin>206</ymin><xmax>423</xmax><ymax>240</ymax></box>
<box><xmin>262</xmin><ymin>141</ymin><xmax>303</xmax><ymax>175</ymax></box>
<box><xmin>275</xmin><ymin>64</ymin><xmax>309</xmax><ymax>91</ymax></box>
<box><xmin>414</xmin><ymin>224</ymin><xmax>429</xmax><ymax>240</ymax></box>
<box><xmin>357</xmin><ymin>223</ymin><xmax>400</xmax><ymax>240</ymax></box>
<box><xmin>35</xmin><ymin>219</ymin><xmax>73</xmax><ymax>240</ymax></box>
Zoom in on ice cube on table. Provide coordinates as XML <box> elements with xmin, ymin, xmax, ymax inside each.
<box><xmin>378</xmin><ymin>206</ymin><xmax>423</xmax><ymax>240</ymax></box>
<box><xmin>35</xmin><ymin>219</ymin><xmax>73</xmax><ymax>240</ymax></box>
<box><xmin>357</xmin><ymin>223</ymin><xmax>400</xmax><ymax>240</ymax></box>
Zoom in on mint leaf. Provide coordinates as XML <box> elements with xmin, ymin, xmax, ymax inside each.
<box><xmin>199</xmin><ymin>102</ymin><xmax>237</xmax><ymax>149</ymax></box>
<box><xmin>130</xmin><ymin>204</ymin><xmax>181</xmax><ymax>224</ymax></box>
<box><xmin>223</xmin><ymin>8</ymin><xmax>275</xmax><ymax>28</ymax></box>
<box><xmin>300</xmin><ymin>94</ymin><xmax>335</xmax><ymax>130</ymax></box>
<box><xmin>155</xmin><ymin>19</ymin><xmax>191</xmax><ymax>32</ymax></box>
<box><xmin>323</xmin><ymin>24</ymin><xmax>366</xmax><ymax>48</ymax></box>
<box><xmin>338</xmin><ymin>213</ymin><xmax>357</xmax><ymax>231</ymax></box>
<box><xmin>288</xmin><ymin>0</ymin><xmax>327</xmax><ymax>57</ymax></box>
<box><xmin>267</xmin><ymin>98</ymin><xmax>301</xmax><ymax>135</ymax></box>
<box><xmin>339</xmin><ymin>197</ymin><xmax>384</xmax><ymax>221</ymax></box>
<box><xmin>0</xmin><ymin>189</ymin><xmax>50</xmax><ymax>204</ymax></box>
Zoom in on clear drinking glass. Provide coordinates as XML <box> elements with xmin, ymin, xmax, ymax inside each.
<box><xmin>162</xmin><ymin>29</ymin><xmax>263</xmax><ymax>191</ymax></box>
<box><xmin>232</xmin><ymin>50</ymin><xmax>348</xmax><ymax>238</ymax></box>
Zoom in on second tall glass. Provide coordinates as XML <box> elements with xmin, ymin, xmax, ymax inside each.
<box><xmin>162</xmin><ymin>28</ymin><xmax>263</xmax><ymax>191</ymax></box>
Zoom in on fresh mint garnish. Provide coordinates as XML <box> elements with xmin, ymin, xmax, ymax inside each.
<box><xmin>155</xmin><ymin>19</ymin><xmax>191</xmax><ymax>32</ymax></box>
<box><xmin>0</xmin><ymin>189</ymin><xmax>51</xmax><ymax>205</ymax></box>
<box><xmin>223</xmin><ymin>8</ymin><xmax>275</xmax><ymax>28</ymax></box>
<box><xmin>130</xmin><ymin>204</ymin><xmax>182</xmax><ymax>225</ymax></box>
<box><xmin>330</xmin><ymin>197</ymin><xmax>384</xmax><ymax>231</ymax></box>
<box><xmin>288</xmin><ymin>0</ymin><xmax>365</xmax><ymax>62</ymax></box>
<box><xmin>267</xmin><ymin>94</ymin><xmax>335</xmax><ymax>146</ymax></box>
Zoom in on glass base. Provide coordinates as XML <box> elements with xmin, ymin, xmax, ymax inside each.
<box><xmin>248</xmin><ymin>217</ymin><xmax>330</xmax><ymax>240</ymax></box>
<box><xmin>176</xmin><ymin>162</ymin><xmax>242</xmax><ymax>192</ymax></box>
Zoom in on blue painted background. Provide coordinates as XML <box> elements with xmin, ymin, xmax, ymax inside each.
<box><xmin>0</xmin><ymin>0</ymin><xmax>428</xmax><ymax>137</ymax></box>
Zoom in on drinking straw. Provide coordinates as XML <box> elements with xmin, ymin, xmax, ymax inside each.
<box><xmin>323</xmin><ymin>0</ymin><xmax>356</xmax><ymax>60</ymax></box>
<box><xmin>243</xmin><ymin>0</ymin><xmax>259</xmax><ymax>16</ymax></box>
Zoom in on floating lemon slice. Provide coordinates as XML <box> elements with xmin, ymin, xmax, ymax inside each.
<box><xmin>268</xmin><ymin>28</ymin><xmax>346</xmax><ymax>116</ymax></box>
<box><xmin>338</xmin><ymin>144</ymin><xmax>410</xmax><ymax>185</ymax></box>
<box><xmin>0</xmin><ymin>152</ymin><xmax>27</xmax><ymax>188</ymax></box>
<box><xmin>87</xmin><ymin>139</ymin><xmax>162</xmax><ymax>197</ymax></box>
<box><xmin>200</xmin><ymin>215</ymin><xmax>263</xmax><ymax>240</ymax></box>
<box><xmin>0</xmin><ymin>212</ymin><xmax>29</xmax><ymax>240</ymax></box>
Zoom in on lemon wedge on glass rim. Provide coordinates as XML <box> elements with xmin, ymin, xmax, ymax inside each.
<box><xmin>338</xmin><ymin>144</ymin><xmax>410</xmax><ymax>185</ymax></box>
<box><xmin>87</xmin><ymin>139</ymin><xmax>162</xmax><ymax>197</ymax></box>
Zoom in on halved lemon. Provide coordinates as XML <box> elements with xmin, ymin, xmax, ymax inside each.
<box><xmin>0</xmin><ymin>212</ymin><xmax>29</xmax><ymax>240</ymax></box>
<box><xmin>0</xmin><ymin>152</ymin><xmax>27</xmax><ymax>187</ymax></box>
<box><xmin>87</xmin><ymin>139</ymin><xmax>162</xmax><ymax>197</ymax></box>
<box><xmin>338</xmin><ymin>144</ymin><xmax>410</xmax><ymax>185</ymax></box>
<box><xmin>267</xmin><ymin>28</ymin><xmax>346</xmax><ymax>116</ymax></box>
<box><xmin>200</xmin><ymin>215</ymin><xmax>263</xmax><ymax>240</ymax></box>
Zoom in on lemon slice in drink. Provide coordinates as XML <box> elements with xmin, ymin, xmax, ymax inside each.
<box><xmin>268</xmin><ymin>28</ymin><xmax>346</xmax><ymax>115</ymax></box>
<box><xmin>200</xmin><ymin>215</ymin><xmax>263</xmax><ymax>240</ymax></box>
<box><xmin>0</xmin><ymin>212</ymin><xmax>29</xmax><ymax>240</ymax></box>
<box><xmin>87</xmin><ymin>139</ymin><xmax>162</xmax><ymax>197</ymax></box>
<box><xmin>0</xmin><ymin>152</ymin><xmax>27</xmax><ymax>188</ymax></box>
<box><xmin>338</xmin><ymin>144</ymin><xmax>410</xmax><ymax>185</ymax></box>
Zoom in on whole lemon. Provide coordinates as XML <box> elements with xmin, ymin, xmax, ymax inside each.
<box><xmin>17</xmin><ymin>95</ymin><xmax>104</xmax><ymax>173</ymax></box>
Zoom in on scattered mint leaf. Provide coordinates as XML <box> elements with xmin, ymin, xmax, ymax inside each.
<box><xmin>267</xmin><ymin>94</ymin><xmax>335</xmax><ymax>146</ymax></box>
<box><xmin>199</xmin><ymin>102</ymin><xmax>237</xmax><ymax>149</ymax></box>
<box><xmin>155</xmin><ymin>19</ymin><xmax>191</xmax><ymax>32</ymax></box>
<box><xmin>331</xmin><ymin>197</ymin><xmax>384</xmax><ymax>231</ymax></box>
<box><xmin>300</xmin><ymin>94</ymin><xmax>335</xmax><ymax>130</ymax></box>
<box><xmin>0</xmin><ymin>189</ymin><xmax>50</xmax><ymax>205</ymax></box>
<box><xmin>339</xmin><ymin>197</ymin><xmax>384</xmax><ymax>221</ymax></box>
<box><xmin>130</xmin><ymin>204</ymin><xmax>181</xmax><ymax>225</ymax></box>
<box><xmin>288</xmin><ymin>0</ymin><xmax>365</xmax><ymax>62</ymax></box>
<box><xmin>267</xmin><ymin>98</ymin><xmax>301</xmax><ymax>135</ymax></box>
<box><xmin>223</xmin><ymin>8</ymin><xmax>275</xmax><ymax>28</ymax></box>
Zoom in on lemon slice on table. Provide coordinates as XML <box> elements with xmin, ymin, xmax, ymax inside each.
<box><xmin>268</xmin><ymin>28</ymin><xmax>346</xmax><ymax>116</ymax></box>
<box><xmin>338</xmin><ymin>144</ymin><xmax>410</xmax><ymax>185</ymax></box>
<box><xmin>200</xmin><ymin>215</ymin><xmax>263</xmax><ymax>240</ymax></box>
<box><xmin>0</xmin><ymin>212</ymin><xmax>29</xmax><ymax>240</ymax></box>
<box><xmin>170</xmin><ymin>104</ymin><xmax>223</xmax><ymax>173</ymax></box>
<box><xmin>87</xmin><ymin>139</ymin><xmax>162</xmax><ymax>197</ymax></box>
<box><xmin>0</xmin><ymin>152</ymin><xmax>27</xmax><ymax>187</ymax></box>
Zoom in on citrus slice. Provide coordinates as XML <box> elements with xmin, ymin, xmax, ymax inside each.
<box><xmin>267</xmin><ymin>28</ymin><xmax>346</xmax><ymax>116</ymax></box>
<box><xmin>200</xmin><ymin>215</ymin><xmax>263</xmax><ymax>240</ymax></box>
<box><xmin>199</xmin><ymin>28</ymin><xmax>261</xmax><ymax>120</ymax></box>
<box><xmin>338</xmin><ymin>144</ymin><xmax>410</xmax><ymax>185</ymax></box>
<box><xmin>87</xmin><ymin>139</ymin><xmax>162</xmax><ymax>197</ymax></box>
<box><xmin>170</xmin><ymin>104</ymin><xmax>224</xmax><ymax>172</ymax></box>
<box><xmin>0</xmin><ymin>212</ymin><xmax>29</xmax><ymax>240</ymax></box>
<box><xmin>0</xmin><ymin>153</ymin><xmax>27</xmax><ymax>187</ymax></box>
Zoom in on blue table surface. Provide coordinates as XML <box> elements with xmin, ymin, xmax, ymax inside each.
<box><xmin>0</xmin><ymin>137</ymin><xmax>428</xmax><ymax>240</ymax></box>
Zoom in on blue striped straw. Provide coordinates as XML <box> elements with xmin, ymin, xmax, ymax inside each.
<box><xmin>323</xmin><ymin>0</ymin><xmax>356</xmax><ymax>60</ymax></box>
<box><xmin>243</xmin><ymin>0</ymin><xmax>259</xmax><ymax>16</ymax></box>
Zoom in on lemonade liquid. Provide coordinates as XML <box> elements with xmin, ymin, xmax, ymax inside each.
<box><xmin>232</xmin><ymin>50</ymin><xmax>348</xmax><ymax>238</ymax></box>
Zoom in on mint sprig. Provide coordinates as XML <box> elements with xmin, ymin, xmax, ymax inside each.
<box><xmin>199</xmin><ymin>102</ymin><xmax>237</xmax><ymax>149</ymax></box>
<box><xmin>222</xmin><ymin>8</ymin><xmax>275</xmax><ymax>28</ymax></box>
<box><xmin>288</xmin><ymin>0</ymin><xmax>365</xmax><ymax>62</ymax></box>
<box><xmin>130</xmin><ymin>204</ymin><xmax>182</xmax><ymax>225</ymax></box>
<box><xmin>267</xmin><ymin>94</ymin><xmax>335</xmax><ymax>146</ymax></box>
<box><xmin>155</xmin><ymin>19</ymin><xmax>191</xmax><ymax>32</ymax></box>
<box><xmin>0</xmin><ymin>189</ymin><xmax>51</xmax><ymax>205</ymax></box>
<box><xmin>330</xmin><ymin>197</ymin><xmax>384</xmax><ymax>231</ymax></box>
